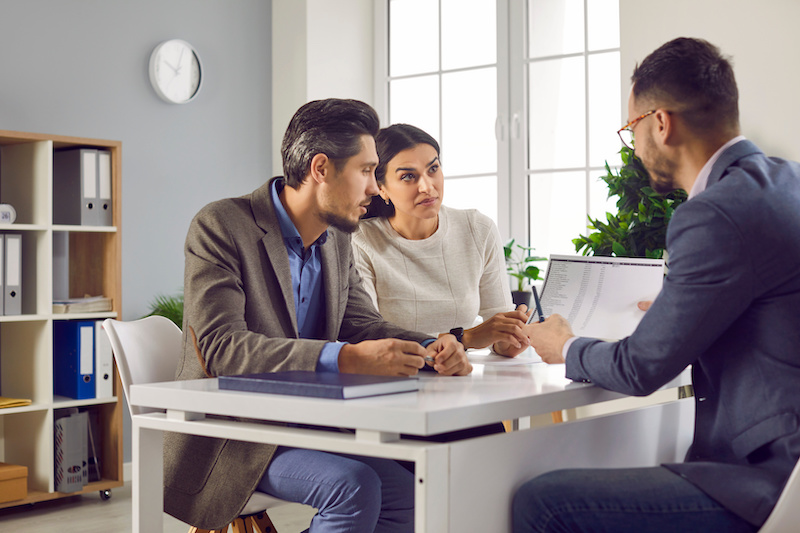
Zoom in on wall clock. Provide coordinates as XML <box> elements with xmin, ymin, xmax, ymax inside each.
<box><xmin>148</xmin><ymin>39</ymin><xmax>203</xmax><ymax>104</ymax></box>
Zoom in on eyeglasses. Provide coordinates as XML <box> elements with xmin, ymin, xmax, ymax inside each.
<box><xmin>617</xmin><ymin>110</ymin><xmax>656</xmax><ymax>150</ymax></box>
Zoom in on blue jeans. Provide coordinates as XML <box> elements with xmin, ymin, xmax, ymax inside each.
<box><xmin>512</xmin><ymin>466</ymin><xmax>757</xmax><ymax>533</ymax></box>
<box><xmin>257</xmin><ymin>446</ymin><xmax>414</xmax><ymax>533</ymax></box>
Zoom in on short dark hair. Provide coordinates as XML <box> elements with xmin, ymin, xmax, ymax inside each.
<box><xmin>281</xmin><ymin>99</ymin><xmax>380</xmax><ymax>189</ymax></box>
<box><xmin>365</xmin><ymin>124</ymin><xmax>441</xmax><ymax>218</ymax></box>
<box><xmin>632</xmin><ymin>38</ymin><xmax>739</xmax><ymax>136</ymax></box>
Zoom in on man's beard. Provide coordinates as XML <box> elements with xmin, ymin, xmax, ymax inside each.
<box><xmin>320</xmin><ymin>210</ymin><xmax>359</xmax><ymax>233</ymax></box>
<box><xmin>640</xmin><ymin>137</ymin><xmax>679</xmax><ymax>194</ymax></box>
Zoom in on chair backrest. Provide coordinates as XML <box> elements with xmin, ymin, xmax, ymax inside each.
<box><xmin>102</xmin><ymin>316</ymin><xmax>182</xmax><ymax>416</ymax></box>
<box><xmin>758</xmin><ymin>455</ymin><xmax>800</xmax><ymax>532</ymax></box>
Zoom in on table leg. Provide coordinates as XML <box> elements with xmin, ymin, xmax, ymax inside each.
<box><xmin>133</xmin><ymin>418</ymin><xmax>164</xmax><ymax>533</ymax></box>
<box><xmin>414</xmin><ymin>444</ymin><xmax>449</xmax><ymax>532</ymax></box>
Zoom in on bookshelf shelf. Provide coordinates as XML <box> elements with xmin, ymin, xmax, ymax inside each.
<box><xmin>0</xmin><ymin>129</ymin><xmax>123</xmax><ymax>506</ymax></box>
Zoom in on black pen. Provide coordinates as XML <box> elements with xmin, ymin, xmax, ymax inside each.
<box><xmin>527</xmin><ymin>286</ymin><xmax>545</xmax><ymax>324</ymax></box>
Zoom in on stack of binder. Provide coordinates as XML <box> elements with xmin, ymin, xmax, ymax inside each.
<box><xmin>53</xmin><ymin>320</ymin><xmax>114</xmax><ymax>400</ymax></box>
<box><xmin>0</xmin><ymin>233</ymin><xmax>22</xmax><ymax>315</ymax></box>
<box><xmin>53</xmin><ymin>148</ymin><xmax>113</xmax><ymax>226</ymax></box>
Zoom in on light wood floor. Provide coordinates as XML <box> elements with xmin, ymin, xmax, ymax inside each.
<box><xmin>0</xmin><ymin>482</ymin><xmax>316</xmax><ymax>533</ymax></box>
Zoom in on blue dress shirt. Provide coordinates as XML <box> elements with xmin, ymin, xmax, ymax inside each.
<box><xmin>271</xmin><ymin>180</ymin><xmax>343</xmax><ymax>372</ymax></box>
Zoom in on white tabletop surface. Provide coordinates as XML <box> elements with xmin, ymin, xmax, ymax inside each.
<box><xmin>130</xmin><ymin>348</ymin><xmax>690</xmax><ymax>436</ymax></box>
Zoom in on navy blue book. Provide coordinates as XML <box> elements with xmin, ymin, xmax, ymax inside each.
<box><xmin>218</xmin><ymin>371</ymin><xmax>419</xmax><ymax>399</ymax></box>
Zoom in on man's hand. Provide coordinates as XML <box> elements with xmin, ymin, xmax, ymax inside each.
<box><xmin>638</xmin><ymin>300</ymin><xmax>653</xmax><ymax>311</ymax></box>
<box><xmin>338</xmin><ymin>339</ymin><xmax>427</xmax><ymax>376</ymax></box>
<box><xmin>463</xmin><ymin>308</ymin><xmax>530</xmax><ymax>357</ymax></box>
<box><xmin>527</xmin><ymin>314</ymin><xmax>575</xmax><ymax>364</ymax></box>
<box><xmin>425</xmin><ymin>334</ymin><xmax>473</xmax><ymax>376</ymax></box>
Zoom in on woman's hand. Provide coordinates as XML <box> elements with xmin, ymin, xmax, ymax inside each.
<box><xmin>463</xmin><ymin>308</ymin><xmax>530</xmax><ymax>357</ymax></box>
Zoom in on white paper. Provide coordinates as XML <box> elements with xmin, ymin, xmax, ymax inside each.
<box><xmin>538</xmin><ymin>255</ymin><xmax>665</xmax><ymax>340</ymax></box>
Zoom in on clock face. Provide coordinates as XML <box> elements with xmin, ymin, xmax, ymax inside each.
<box><xmin>149</xmin><ymin>39</ymin><xmax>202</xmax><ymax>104</ymax></box>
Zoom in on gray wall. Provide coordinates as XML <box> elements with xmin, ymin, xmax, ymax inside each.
<box><xmin>1</xmin><ymin>0</ymin><xmax>272</xmax><ymax>463</ymax></box>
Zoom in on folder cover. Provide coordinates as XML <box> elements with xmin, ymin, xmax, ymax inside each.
<box><xmin>97</xmin><ymin>150</ymin><xmax>113</xmax><ymax>226</ymax></box>
<box><xmin>218</xmin><ymin>371</ymin><xmax>419</xmax><ymax>399</ymax></box>
<box><xmin>54</xmin><ymin>410</ymin><xmax>87</xmax><ymax>493</ymax></box>
<box><xmin>94</xmin><ymin>321</ymin><xmax>114</xmax><ymax>399</ymax></box>
<box><xmin>53</xmin><ymin>148</ymin><xmax>100</xmax><ymax>225</ymax></box>
<box><xmin>3</xmin><ymin>234</ymin><xmax>21</xmax><ymax>315</ymax></box>
<box><xmin>53</xmin><ymin>321</ymin><xmax>95</xmax><ymax>400</ymax></box>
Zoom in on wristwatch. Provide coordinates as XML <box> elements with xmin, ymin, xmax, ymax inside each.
<box><xmin>449</xmin><ymin>327</ymin><xmax>465</xmax><ymax>348</ymax></box>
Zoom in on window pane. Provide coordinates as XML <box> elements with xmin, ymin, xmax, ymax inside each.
<box><xmin>587</xmin><ymin>0</ymin><xmax>620</xmax><ymax>51</ymax></box>
<box><xmin>529</xmin><ymin>171</ymin><xmax>587</xmax><ymax>257</ymax></box>
<box><xmin>588</xmin><ymin>51</ymin><xmax>622</xmax><ymax>168</ymax></box>
<box><xmin>443</xmin><ymin>175</ymin><xmax>498</xmax><ymax>225</ymax></box>
<box><xmin>528</xmin><ymin>0</ymin><xmax>584</xmax><ymax>58</ymax></box>
<box><xmin>441</xmin><ymin>0</ymin><xmax>496</xmax><ymax>70</ymax></box>
<box><xmin>389</xmin><ymin>75</ymin><xmax>440</xmax><ymax>142</ymax></box>
<box><xmin>389</xmin><ymin>0</ymin><xmax>439</xmax><ymax>77</ymax></box>
<box><xmin>589</xmin><ymin>168</ymin><xmax>618</xmax><ymax>223</ymax></box>
<box><xmin>441</xmin><ymin>67</ymin><xmax>497</xmax><ymax>176</ymax></box>
<box><xmin>528</xmin><ymin>57</ymin><xmax>585</xmax><ymax>170</ymax></box>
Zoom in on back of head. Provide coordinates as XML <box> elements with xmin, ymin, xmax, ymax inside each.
<box><xmin>632</xmin><ymin>38</ymin><xmax>739</xmax><ymax>138</ymax></box>
<box><xmin>366</xmin><ymin>123</ymin><xmax>441</xmax><ymax>218</ymax></box>
<box><xmin>281</xmin><ymin>98</ymin><xmax>380</xmax><ymax>189</ymax></box>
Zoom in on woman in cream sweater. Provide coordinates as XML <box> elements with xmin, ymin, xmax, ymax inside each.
<box><xmin>352</xmin><ymin>124</ymin><xmax>531</xmax><ymax>358</ymax></box>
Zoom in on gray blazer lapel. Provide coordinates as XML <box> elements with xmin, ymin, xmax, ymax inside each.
<box><xmin>707</xmin><ymin>139</ymin><xmax>762</xmax><ymax>188</ymax></box>
<box><xmin>253</xmin><ymin>179</ymin><xmax>298</xmax><ymax>335</ymax></box>
<box><xmin>321</xmin><ymin>233</ymin><xmax>342</xmax><ymax>341</ymax></box>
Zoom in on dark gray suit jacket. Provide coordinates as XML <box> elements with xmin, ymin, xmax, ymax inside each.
<box><xmin>567</xmin><ymin>140</ymin><xmax>800</xmax><ymax>527</ymax></box>
<box><xmin>163</xmin><ymin>178</ymin><xmax>431</xmax><ymax>530</ymax></box>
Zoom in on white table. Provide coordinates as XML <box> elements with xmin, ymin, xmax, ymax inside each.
<box><xmin>130</xmin><ymin>355</ymin><xmax>693</xmax><ymax>532</ymax></box>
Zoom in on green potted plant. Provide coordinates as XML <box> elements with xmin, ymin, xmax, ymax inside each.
<box><xmin>144</xmin><ymin>290</ymin><xmax>184</xmax><ymax>328</ymax></box>
<box><xmin>572</xmin><ymin>147</ymin><xmax>687</xmax><ymax>258</ymax></box>
<box><xmin>504</xmin><ymin>239</ymin><xmax>546</xmax><ymax>307</ymax></box>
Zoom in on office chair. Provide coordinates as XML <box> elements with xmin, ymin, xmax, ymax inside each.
<box><xmin>758</xmin><ymin>454</ymin><xmax>800</xmax><ymax>532</ymax></box>
<box><xmin>102</xmin><ymin>316</ymin><xmax>289</xmax><ymax>533</ymax></box>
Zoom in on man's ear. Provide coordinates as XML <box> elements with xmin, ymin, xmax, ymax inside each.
<box><xmin>309</xmin><ymin>153</ymin><xmax>331</xmax><ymax>184</ymax></box>
<box><xmin>653</xmin><ymin>108</ymin><xmax>674</xmax><ymax>146</ymax></box>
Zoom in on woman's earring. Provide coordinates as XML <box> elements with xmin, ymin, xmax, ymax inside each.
<box><xmin>384</xmin><ymin>198</ymin><xmax>390</xmax><ymax>205</ymax></box>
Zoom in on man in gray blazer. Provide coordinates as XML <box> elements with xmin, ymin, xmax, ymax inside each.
<box><xmin>165</xmin><ymin>99</ymin><xmax>471</xmax><ymax>532</ymax></box>
<box><xmin>514</xmin><ymin>38</ymin><xmax>800</xmax><ymax>532</ymax></box>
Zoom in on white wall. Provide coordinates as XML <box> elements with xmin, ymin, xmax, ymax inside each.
<box><xmin>620</xmin><ymin>0</ymin><xmax>800</xmax><ymax>161</ymax></box>
<box><xmin>271</xmin><ymin>0</ymin><xmax>376</xmax><ymax>175</ymax></box>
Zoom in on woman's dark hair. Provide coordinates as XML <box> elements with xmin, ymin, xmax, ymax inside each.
<box><xmin>281</xmin><ymin>98</ymin><xmax>380</xmax><ymax>189</ymax></box>
<box><xmin>365</xmin><ymin>124</ymin><xmax>441</xmax><ymax>218</ymax></box>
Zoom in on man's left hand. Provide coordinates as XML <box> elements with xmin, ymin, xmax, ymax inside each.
<box><xmin>426</xmin><ymin>334</ymin><xmax>473</xmax><ymax>376</ymax></box>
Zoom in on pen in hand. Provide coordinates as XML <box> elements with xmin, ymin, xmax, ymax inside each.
<box><xmin>527</xmin><ymin>286</ymin><xmax>545</xmax><ymax>324</ymax></box>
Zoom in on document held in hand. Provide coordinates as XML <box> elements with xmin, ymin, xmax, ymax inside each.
<box><xmin>218</xmin><ymin>371</ymin><xmax>419</xmax><ymax>399</ymax></box>
<box><xmin>536</xmin><ymin>255</ymin><xmax>665</xmax><ymax>341</ymax></box>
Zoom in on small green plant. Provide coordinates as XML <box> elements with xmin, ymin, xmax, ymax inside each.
<box><xmin>144</xmin><ymin>291</ymin><xmax>184</xmax><ymax>328</ymax></box>
<box><xmin>504</xmin><ymin>239</ymin><xmax>546</xmax><ymax>292</ymax></box>
<box><xmin>573</xmin><ymin>147</ymin><xmax>687</xmax><ymax>258</ymax></box>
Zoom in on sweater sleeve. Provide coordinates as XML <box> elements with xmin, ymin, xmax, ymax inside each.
<box><xmin>351</xmin><ymin>230</ymin><xmax>380</xmax><ymax>310</ymax></box>
<box><xmin>474</xmin><ymin>212</ymin><xmax>514</xmax><ymax>320</ymax></box>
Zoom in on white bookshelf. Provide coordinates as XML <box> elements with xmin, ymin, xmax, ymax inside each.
<box><xmin>0</xmin><ymin>130</ymin><xmax>123</xmax><ymax>506</ymax></box>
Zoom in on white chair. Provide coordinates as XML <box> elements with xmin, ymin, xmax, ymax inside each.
<box><xmin>758</xmin><ymin>456</ymin><xmax>800</xmax><ymax>532</ymax></box>
<box><xmin>102</xmin><ymin>316</ymin><xmax>290</xmax><ymax>533</ymax></box>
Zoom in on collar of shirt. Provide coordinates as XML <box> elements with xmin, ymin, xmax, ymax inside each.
<box><xmin>270</xmin><ymin>178</ymin><xmax>328</xmax><ymax>252</ymax></box>
<box><xmin>688</xmin><ymin>135</ymin><xmax>747</xmax><ymax>200</ymax></box>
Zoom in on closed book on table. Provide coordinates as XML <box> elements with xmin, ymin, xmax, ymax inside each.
<box><xmin>219</xmin><ymin>371</ymin><xmax>419</xmax><ymax>399</ymax></box>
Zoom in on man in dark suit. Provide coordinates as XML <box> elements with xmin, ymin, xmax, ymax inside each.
<box><xmin>165</xmin><ymin>99</ymin><xmax>472</xmax><ymax>532</ymax></box>
<box><xmin>514</xmin><ymin>38</ymin><xmax>800</xmax><ymax>532</ymax></box>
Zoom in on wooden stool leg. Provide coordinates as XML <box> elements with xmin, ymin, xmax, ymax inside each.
<box><xmin>250</xmin><ymin>511</ymin><xmax>278</xmax><ymax>533</ymax></box>
<box><xmin>231</xmin><ymin>516</ymin><xmax>249</xmax><ymax>533</ymax></box>
<box><xmin>189</xmin><ymin>526</ymin><xmax>229</xmax><ymax>533</ymax></box>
